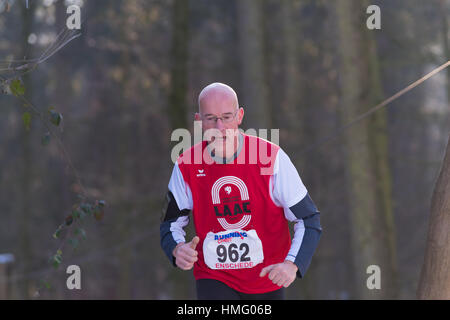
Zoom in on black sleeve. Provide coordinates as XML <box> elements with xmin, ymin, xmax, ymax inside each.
<box><xmin>160</xmin><ymin>191</ymin><xmax>191</xmax><ymax>267</ymax></box>
<box><xmin>288</xmin><ymin>193</ymin><xmax>322</xmax><ymax>278</ymax></box>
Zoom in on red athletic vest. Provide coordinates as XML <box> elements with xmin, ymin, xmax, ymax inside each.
<box><xmin>177</xmin><ymin>133</ymin><xmax>291</xmax><ymax>294</ymax></box>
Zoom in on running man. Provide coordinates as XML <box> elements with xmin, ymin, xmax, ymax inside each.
<box><xmin>160</xmin><ymin>82</ymin><xmax>322</xmax><ymax>300</ymax></box>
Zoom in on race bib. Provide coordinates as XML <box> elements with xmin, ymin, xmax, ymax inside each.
<box><xmin>203</xmin><ymin>229</ymin><xmax>264</xmax><ymax>270</ymax></box>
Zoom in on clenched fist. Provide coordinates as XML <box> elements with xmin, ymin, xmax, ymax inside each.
<box><xmin>172</xmin><ymin>236</ymin><xmax>200</xmax><ymax>270</ymax></box>
<box><xmin>259</xmin><ymin>260</ymin><xmax>298</xmax><ymax>288</ymax></box>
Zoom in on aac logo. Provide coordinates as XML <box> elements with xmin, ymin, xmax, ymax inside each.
<box><xmin>211</xmin><ymin>176</ymin><xmax>251</xmax><ymax>230</ymax></box>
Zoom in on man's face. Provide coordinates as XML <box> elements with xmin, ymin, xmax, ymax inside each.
<box><xmin>195</xmin><ymin>91</ymin><xmax>244</xmax><ymax>154</ymax></box>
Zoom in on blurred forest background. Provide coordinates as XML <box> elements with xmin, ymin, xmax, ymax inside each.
<box><xmin>0</xmin><ymin>0</ymin><xmax>449</xmax><ymax>299</ymax></box>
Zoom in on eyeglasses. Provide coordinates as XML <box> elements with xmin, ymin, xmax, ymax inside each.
<box><xmin>202</xmin><ymin>109</ymin><xmax>238</xmax><ymax>124</ymax></box>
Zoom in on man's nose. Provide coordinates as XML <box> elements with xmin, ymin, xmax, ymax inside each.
<box><xmin>215</xmin><ymin>118</ymin><xmax>225</xmax><ymax>130</ymax></box>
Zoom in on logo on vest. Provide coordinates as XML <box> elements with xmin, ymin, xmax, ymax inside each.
<box><xmin>211</xmin><ymin>176</ymin><xmax>251</xmax><ymax>230</ymax></box>
<box><xmin>214</xmin><ymin>231</ymin><xmax>248</xmax><ymax>244</ymax></box>
<box><xmin>197</xmin><ymin>169</ymin><xmax>206</xmax><ymax>177</ymax></box>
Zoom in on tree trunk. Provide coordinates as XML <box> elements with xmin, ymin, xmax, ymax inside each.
<box><xmin>236</xmin><ymin>0</ymin><xmax>271</xmax><ymax>130</ymax></box>
<box><xmin>417</xmin><ymin>134</ymin><xmax>450</xmax><ymax>299</ymax></box>
<box><xmin>168</xmin><ymin>0</ymin><xmax>189</xmax><ymax>130</ymax></box>
<box><xmin>17</xmin><ymin>0</ymin><xmax>36</xmax><ymax>299</ymax></box>
<box><xmin>115</xmin><ymin>2</ymin><xmax>136</xmax><ymax>299</ymax></box>
<box><xmin>363</xmin><ymin>0</ymin><xmax>399</xmax><ymax>298</ymax></box>
<box><xmin>166</xmin><ymin>0</ymin><xmax>191</xmax><ymax>297</ymax></box>
<box><xmin>336</xmin><ymin>0</ymin><xmax>398</xmax><ymax>299</ymax></box>
<box><xmin>279</xmin><ymin>0</ymin><xmax>304</xmax><ymax>156</ymax></box>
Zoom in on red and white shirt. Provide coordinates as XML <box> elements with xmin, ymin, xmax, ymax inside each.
<box><xmin>160</xmin><ymin>133</ymin><xmax>321</xmax><ymax>294</ymax></box>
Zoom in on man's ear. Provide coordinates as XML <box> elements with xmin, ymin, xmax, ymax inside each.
<box><xmin>237</xmin><ymin>107</ymin><xmax>244</xmax><ymax>125</ymax></box>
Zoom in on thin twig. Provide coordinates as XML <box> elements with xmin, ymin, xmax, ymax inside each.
<box><xmin>17</xmin><ymin>94</ymin><xmax>88</xmax><ymax>198</ymax></box>
<box><xmin>0</xmin><ymin>27</ymin><xmax>81</xmax><ymax>81</ymax></box>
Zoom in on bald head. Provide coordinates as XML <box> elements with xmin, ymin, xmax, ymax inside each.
<box><xmin>198</xmin><ymin>82</ymin><xmax>239</xmax><ymax>114</ymax></box>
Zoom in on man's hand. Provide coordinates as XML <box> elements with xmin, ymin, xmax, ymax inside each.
<box><xmin>172</xmin><ymin>236</ymin><xmax>200</xmax><ymax>270</ymax></box>
<box><xmin>259</xmin><ymin>260</ymin><xmax>298</xmax><ymax>288</ymax></box>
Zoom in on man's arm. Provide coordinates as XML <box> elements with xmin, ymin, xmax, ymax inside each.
<box><xmin>284</xmin><ymin>193</ymin><xmax>322</xmax><ymax>278</ymax></box>
<box><xmin>260</xmin><ymin>193</ymin><xmax>322</xmax><ymax>286</ymax></box>
<box><xmin>160</xmin><ymin>191</ymin><xmax>190</xmax><ymax>266</ymax></box>
<box><xmin>262</xmin><ymin>148</ymin><xmax>322</xmax><ymax>286</ymax></box>
<box><xmin>160</xmin><ymin>162</ymin><xmax>193</xmax><ymax>266</ymax></box>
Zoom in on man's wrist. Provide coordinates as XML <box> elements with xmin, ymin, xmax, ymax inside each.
<box><xmin>172</xmin><ymin>242</ymin><xmax>185</xmax><ymax>257</ymax></box>
<box><xmin>284</xmin><ymin>259</ymin><xmax>298</xmax><ymax>272</ymax></box>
